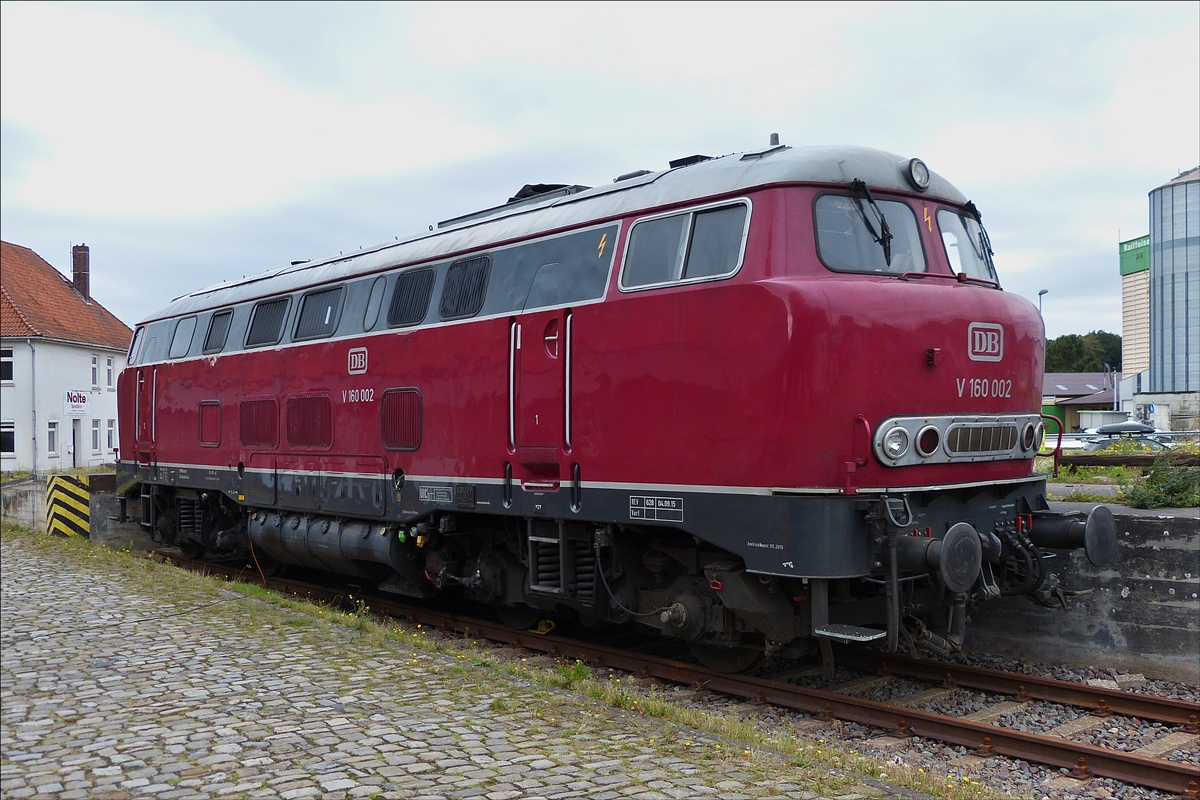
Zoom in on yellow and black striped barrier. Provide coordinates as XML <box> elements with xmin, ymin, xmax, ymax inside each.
<box><xmin>46</xmin><ymin>475</ymin><xmax>90</xmax><ymax>538</ymax></box>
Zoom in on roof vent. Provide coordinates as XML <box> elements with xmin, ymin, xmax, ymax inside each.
<box><xmin>438</xmin><ymin>184</ymin><xmax>590</xmax><ymax>229</ymax></box>
<box><xmin>614</xmin><ymin>169</ymin><xmax>652</xmax><ymax>183</ymax></box>
<box><xmin>668</xmin><ymin>154</ymin><xmax>713</xmax><ymax>169</ymax></box>
<box><xmin>770</xmin><ymin>133</ymin><xmax>780</xmax><ymax>146</ymax></box>
<box><xmin>508</xmin><ymin>184</ymin><xmax>570</xmax><ymax>203</ymax></box>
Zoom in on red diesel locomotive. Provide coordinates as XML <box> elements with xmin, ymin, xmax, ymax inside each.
<box><xmin>117</xmin><ymin>143</ymin><xmax>1114</xmax><ymax>670</ymax></box>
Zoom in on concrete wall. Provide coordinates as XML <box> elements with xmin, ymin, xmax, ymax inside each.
<box><xmin>0</xmin><ymin>337</ymin><xmax>126</xmax><ymax>473</ymax></box>
<box><xmin>967</xmin><ymin>511</ymin><xmax>1200</xmax><ymax>682</ymax></box>
<box><xmin>0</xmin><ymin>477</ymin><xmax>48</xmax><ymax>533</ymax></box>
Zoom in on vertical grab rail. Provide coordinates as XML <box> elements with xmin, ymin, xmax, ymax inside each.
<box><xmin>508</xmin><ymin>321</ymin><xmax>518</xmax><ymax>449</ymax></box>
<box><xmin>564</xmin><ymin>311</ymin><xmax>573</xmax><ymax>449</ymax></box>
<box><xmin>1040</xmin><ymin>413</ymin><xmax>1065</xmax><ymax>477</ymax></box>
<box><xmin>151</xmin><ymin>367</ymin><xmax>158</xmax><ymax>443</ymax></box>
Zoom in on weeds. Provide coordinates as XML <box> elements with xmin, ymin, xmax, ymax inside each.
<box><xmin>555</xmin><ymin>659</ymin><xmax>591</xmax><ymax>687</ymax></box>
<box><xmin>1120</xmin><ymin>456</ymin><xmax>1200</xmax><ymax>508</ymax></box>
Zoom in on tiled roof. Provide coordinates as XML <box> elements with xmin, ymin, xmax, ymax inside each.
<box><xmin>1043</xmin><ymin>372</ymin><xmax>1120</xmax><ymax>399</ymax></box>
<box><xmin>0</xmin><ymin>240</ymin><xmax>132</xmax><ymax>350</ymax></box>
<box><xmin>1061</xmin><ymin>388</ymin><xmax>1115</xmax><ymax>406</ymax></box>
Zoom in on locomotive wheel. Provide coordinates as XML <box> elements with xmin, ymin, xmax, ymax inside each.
<box><xmin>178</xmin><ymin>541</ymin><xmax>204</xmax><ymax>560</ymax></box>
<box><xmin>496</xmin><ymin>604</ymin><xmax>544</xmax><ymax>631</ymax></box>
<box><xmin>255</xmin><ymin>552</ymin><xmax>285</xmax><ymax>577</ymax></box>
<box><xmin>687</xmin><ymin>642</ymin><xmax>763</xmax><ymax>673</ymax></box>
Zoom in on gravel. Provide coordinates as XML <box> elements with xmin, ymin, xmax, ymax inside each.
<box><xmin>919</xmin><ymin>689</ymin><xmax>998</xmax><ymax>717</ymax></box>
<box><xmin>1071</xmin><ymin>718</ymin><xmax>1173</xmax><ymax>751</ymax></box>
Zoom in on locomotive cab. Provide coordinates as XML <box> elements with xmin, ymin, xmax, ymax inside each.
<box><xmin>118</xmin><ymin>143</ymin><xmax>1112</xmax><ymax>672</ymax></box>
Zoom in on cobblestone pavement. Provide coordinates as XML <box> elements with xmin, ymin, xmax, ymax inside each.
<box><xmin>0</xmin><ymin>535</ymin><xmax>914</xmax><ymax>800</ymax></box>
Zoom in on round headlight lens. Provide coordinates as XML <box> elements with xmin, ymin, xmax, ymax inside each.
<box><xmin>1022</xmin><ymin>422</ymin><xmax>1037</xmax><ymax>451</ymax></box>
<box><xmin>883</xmin><ymin>426</ymin><xmax>910</xmax><ymax>460</ymax></box>
<box><xmin>908</xmin><ymin>158</ymin><xmax>930</xmax><ymax>191</ymax></box>
<box><xmin>916</xmin><ymin>426</ymin><xmax>941</xmax><ymax>457</ymax></box>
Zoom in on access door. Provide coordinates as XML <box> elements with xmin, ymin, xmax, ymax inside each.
<box><xmin>134</xmin><ymin>366</ymin><xmax>156</xmax><ymax>466</ymax></box>
<box><xmin>512</xmin><ymin>309</ymin><xmax>572</xmax><ymax>485</ymax></box>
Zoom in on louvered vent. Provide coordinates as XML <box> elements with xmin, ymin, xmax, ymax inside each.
<box><xmin>245</xmin><ymin>298</ymin><xmax>289</xmax><ymax>347</ymax></box>
<box><xmin>294</xmin><ymin>287</ymin><xmax>344</xmax><ymax>340</ymax></box>
<box><xmin>239</xmin><ymin>399</ymin><xmax>278</xmax><ymax>447</ymax></box>
<box><xmin>199</xmin><ymin>401</ymin><xmax>221</xmax><ymax>446</ymax></box>
<box><xmin>203</xmin><ymin>310</ymin><xmax>233</xmax><ymax>354</ymax></box>
<box><xmin>946</xmin><ymin>423</ymin><xmax>1018</xmax><ymax>454</ymax></box>
<box><xmin>381</xmin><ymin>389</ymin><xmax>422</xmax><ymax>450</ymax></box>
<box><xmin>438</xmin><ymin>256</ymin><xmax>490</xmax><ymax>320</ymax></box>
<box><xmin>287</xmin><ymin>396</ymin><xmax>332</xmax><ymax>448</ymax></box>
<box><xmin>388</xmin><ymin>268</ymin><xmax>436</xmax><ymax>327</ymax></box>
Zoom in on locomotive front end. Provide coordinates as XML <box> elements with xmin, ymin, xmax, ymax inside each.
<box><xmin>775</xmin><ymin>155</ymin><xmax>1117</xmax><ymax>661</ymax></box>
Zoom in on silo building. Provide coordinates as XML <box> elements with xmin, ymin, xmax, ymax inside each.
<box><xmin>1135</xmin><ymin>167</ymin><xmax>1199</xmax><ymax>429</ymax></box>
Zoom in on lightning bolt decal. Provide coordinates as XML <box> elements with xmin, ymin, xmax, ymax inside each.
<box><xmin>923</xmin><ymin>206</ymin><xmax>933</xmax><ymax>233</ymax></box>
<box><xmin>598</xmin><ymin>233</ymin><xmax>607</xmax><ymax>258</ymax></box>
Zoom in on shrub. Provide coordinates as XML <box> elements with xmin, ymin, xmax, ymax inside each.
<box><xmin>1120</xmin><ymin>456</ymin><xmax>1200</xmax><ymax>509</ymax></box>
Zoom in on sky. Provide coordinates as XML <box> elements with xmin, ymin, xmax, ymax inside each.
<box><xmin>2</xmin><ymin>1</ymin><xmax>1197</xmax><ymax>339</ymax></box>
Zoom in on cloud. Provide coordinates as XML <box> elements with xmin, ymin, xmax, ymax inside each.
<box><xmin>0</xmin><ymin>3</ymin><xmax>503</xmax><ymax>217</ymax></box>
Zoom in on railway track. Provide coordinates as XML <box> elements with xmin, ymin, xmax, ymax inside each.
<box><xmin>154</xmin><ymin>552</ymin><xmax>1200</xmax><ymax>797</ymax></box>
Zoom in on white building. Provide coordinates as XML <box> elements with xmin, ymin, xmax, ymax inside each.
<box><xmin>1</xmin><ymin>241</ymin><xmax>132</xmax><ymax>473</ymax></box>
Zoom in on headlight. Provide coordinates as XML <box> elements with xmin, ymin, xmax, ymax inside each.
<box><xmin>1022</xmin><ymin>422</ymin><xmax>1037</xmax><ymax>451</ymax></box>
<box><xmin>916</xmin><ymin>425</ymin><xmax>941</xmax><ymax>457</ymax></box>
<box><xmin>906</xmin><ymin>158</ymin><xmax>930</xmax><ymax>191</ymax></box>
<box><xmin>883</xmin><ymin>426</ymin><xmax>910</xmax><ymax>460</ymax></box>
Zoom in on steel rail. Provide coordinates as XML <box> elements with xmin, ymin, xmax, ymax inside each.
<box><xmin>835</xmin><ymin>650</ymin><xmax>1200</xmax><ymax>729</ymax></box>
<box><xmin>154</xmin><ymin>554</ymin><xmax>1200</xmax><ymax>796</ymax></box>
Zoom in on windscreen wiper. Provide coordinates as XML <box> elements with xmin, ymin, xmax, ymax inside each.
<box><xmin>963</xmin><ymin>200</ymin><xmax>997</xmax><ymax>275</ymax></box>
<box><xmin>850</xmin><ymin>179</ymin><xmax>893</xmax><ymax>266</ymax></box>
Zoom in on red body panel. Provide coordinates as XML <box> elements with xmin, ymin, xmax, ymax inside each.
<box><xmin>118</xmin><ymin>186</ymin><xmax>1043</xmax><ymax>494</ymax></box>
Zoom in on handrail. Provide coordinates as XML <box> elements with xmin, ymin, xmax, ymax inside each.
<box><xmin>956</xmin><ymin>272</ymin><xmax>1001</xmax><ymax>289</ymax></box>
<box><xmin>896</xmin><ymin>271</ymin><xmax>1000</xmax><ymax>289</ymax></box>
<box><xmin>1040</xmin><ymin>413</ymin><xmax>1065</xmax><ymax>477</ymax></box>
<box><xmin>898</xmin><ymin>271</ymin><xmax>958</xmax><ymax>282</ymax></box>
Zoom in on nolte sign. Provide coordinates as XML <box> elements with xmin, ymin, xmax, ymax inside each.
<box><xmin>64</xmin><ymin>390</ymin><xmax>90</xmax><ymax>417</ymax></box>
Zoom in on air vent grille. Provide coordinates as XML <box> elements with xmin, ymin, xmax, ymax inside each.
<box><xmin>946</xmin><ymin>423</ymin><xmax>1018</xmax><ymax>454</ymax></box>
<box><xmin>388</xmin><ymin>269</ymin><xmax>435</xmax><ymax>327</ymax></box>
<box><xmin>239</xmin><ymin>399</ymin><xmax>278</xmax><ymax>447</ymax></box>
<box><xmin>381</xmin><ymin>389</ymin><xmax>422</xmax><ymax>450</ymax></box>
<box><xmin>245</xmin><ymin>298</ymin><xmax>289</xmax><ymax>347</ymax></box>
<box><xmin>287</xmin><ymin>395</ymin><xmax>332</xmax><ymax>448</ymax></box>
<box><xmin>438</xmin><ymin>256</ymin><xmax>490</xmax><ymax>320</ymax></box>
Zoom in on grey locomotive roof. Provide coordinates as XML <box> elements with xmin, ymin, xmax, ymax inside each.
<box><xmin>141</xmin><ymin>145</ymin><xmax>968</xmax><ymax>324</ymax></box>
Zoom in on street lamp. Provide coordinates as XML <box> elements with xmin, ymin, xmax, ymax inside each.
<box><xmin>1038</xmin><ymin>289</ymin><xmax>1048</xmax><ymax>314</ymax></box>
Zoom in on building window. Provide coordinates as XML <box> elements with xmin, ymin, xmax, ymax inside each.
<box><xmin>47</xmin><ymin>421</ymin><xmax>58</xmax><ymax>455</ymax></box>
<box><xmin>107</xmin><ymin>419</ymin><xmax>115</xmax><ymax>450</ymax></box>
<box><xmin>91</xmin><ymin>355</ymin><xmax>99</xmax><ymax>386</ymax></box>
<box><xmin>92</xmin><ymin>419</ymin><xmax>101</xmax><ymax>452</ymax></box>
<box><xmin>1</xmin><ymin>421</ymin><xmax>14</xmax><ymax>455</ymax></box>
<box><xmin>1</xmin><ymin>348</ymin><xmax>13</xmax><ymax>383</ymax></box>
<box><xmin>106</xmin><ymin>357</ymin><xmax>114</xmax><ymax>387</ymax></box>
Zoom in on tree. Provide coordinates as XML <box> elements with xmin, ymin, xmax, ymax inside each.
<box><xmin>1045</xmin><ymin>330</ymin><xmax>1121</xmax><ymax>373</ymax></box>
<box><xmin>1083</xmin><ymin>330</ymin><xmax>1121</xmax><ymax>371</ymax></box>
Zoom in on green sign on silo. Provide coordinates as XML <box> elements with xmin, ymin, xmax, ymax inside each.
<box><xmin>1120</xmin><ymin>235</ymin><xmax>1149</xmax><ymax>275</ymax></box>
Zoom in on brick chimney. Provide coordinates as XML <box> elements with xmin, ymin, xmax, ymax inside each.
<box><xmin>72</xmin><ymin>244</ymin><xmax>90</xmax><ymax>301</ymax></box>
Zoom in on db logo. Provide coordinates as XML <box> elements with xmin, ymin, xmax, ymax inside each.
<box><xmin>347</xmin><ymin>347</ymin><xmax>368</xmax><ymax>375</ymax></box>
<box><xmin>968</xmin><ymin>322</ymin><xmax>1004</xmax><ymax>362</ymax></box>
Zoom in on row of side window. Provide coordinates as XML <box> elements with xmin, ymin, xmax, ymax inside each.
<box><xmin>135</xmin><ymin>199</ymin><xmax>751</xmax><ymax>366</ymax></box>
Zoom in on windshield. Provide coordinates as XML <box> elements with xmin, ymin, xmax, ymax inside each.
<box><xmin>938</xmin><ymin>209</ymin><xmax>998</xmax><ymax>283</ymax></box>
<box><xmin>814</xmin><ymin>194</ymin><xmax>926</xmax><ymax>274</ymax></box>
